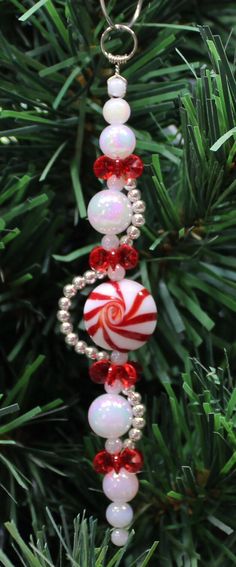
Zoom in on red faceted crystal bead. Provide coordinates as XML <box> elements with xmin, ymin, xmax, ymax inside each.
<box><xmin>107</xmin><ymin>363</ymin><xmax>138</xmax><ymax>388</ymax></box>
<box><xmin>117</xmin><ymin>244</ymin><xmax>139</xmax><ymax>270</ymax></box>
<box><xmin>108</xmin><ymin>248</ymin><xmax>119</xmax><ymax>270</ymax></box>
<box><xmin>93</xmin><ymin>450</ymin><xmax>113</xmax><ymax>474</ymax></box>
<box><xmin>89</xmin><ymin>360</ymin><xmax>110</xmax><ymax>384</ymax></box>
<box><xmin>123</xmin><ymin>154</ymin><xmax>144</xmax><ymax>179</ymax></box>
<box><xmin>93</xmin><ymin>156</ymin><xmax>122</xmax><ymax>179</ymax></box>
<box><xmin>121</xmin><ymin>448</ymin><xmax>144</xmax><ymax>473</ymax></box>
<box><xmin>89</xmin><ymin>246</ymin><xmax>109</xmax><ymax>272</ymax></box>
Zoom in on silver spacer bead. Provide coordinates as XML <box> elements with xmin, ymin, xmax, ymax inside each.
<box><xmin>85</xmin><ymin>346</ymin><xmax>98</xmax><ymax>359</ymax></box>
<box><xmin>57</xmin><ymin>310</ymin><xmax>70</xmax><ymax>322</ymax></box>
<box><xmin>132</xmin><ymin>213</ymin><xmax>145</xmax><ymax>227</ymax></box>
<box><xmin>96</xmin><ymin>271</ymin><xmax>106</xmax><ymax>280</ymax></box>
<box><xmin>133</xmin><ymin>404</ymin><xmax>145</xmax><ymax>417</ymax></box>
<box><xmin>60</xmin><ymin>322</ymin><xmax>73</xmax><ymax>335</ymax></box>
<box><xmin>58</xmin><ymin>297</ymin><xmax>71</xmax><ymax>310</ymax></box>
<box><xmin>123</xmin><ymin>438</ymin><xmax>135</xmax><ymax>450</ymax></box>
<box><xmin>124</xmin><ymin>179</ymin><xmax>137</xmax><ymax>190</ymax></box>
<box><xmin>96</xmin><ymin>350</ymin><xmax>109</xmax><ymax>361</ymax></box>
<box><xmin>119</xmin><ymin>235</ymin><xmax>133</xmax><ymax>246</ymax></box>
<box><xmin>122</xmin><ymin>386</ymin><xmax>135</xmax><ymax>396</ymax></box>
<box><xmin>128</xmin><ymin>189</ymin><xmax>141</xmax><ymax>202</ymax></box>
<box><xmin>132</xmin><ymin>200</ymin><xmax>146</xmax><ymax>214</ymax></box>
<box><xmin>127</xmin><ymin>225</ymin><xmax>140</xmax><ymax>240</ymax></box>
<box><xmin>132</xmin><ymin>417</ymin><xmax>146</xmax><ymax>429</ymax></box>
<box><xmin>63</xmin><ymin>284</ymin><xmax>77</xmax><ymax>298</ymax></box>
<box><xmin>84</xmin><ymin>270</ymin><xmax>97</xmax><ymax>285</ymax></box>
<box><xmin>127</xmin><ymin>392</ymin><xmax>142</xmax><ymax>405</ymax></box>
<box><xmin>73</xmin><ymin>276</ymin><xmax>86</xmax><ymax>290</ymax></box>
<box><xmin>65</xmin><ymin>333</ymin><xmax>78</xmax><ymax>346</ymax></box>
<box><xmin>75</xmin><ymin>340</ymin><xmax>87</xmax><ymax>354</ymax></box>
<box><xmin>129</xmin><ymin>428</ymin><xmax>142</xmax><ymax>441</ymax></box>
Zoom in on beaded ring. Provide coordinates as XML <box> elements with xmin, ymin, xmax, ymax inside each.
<box><xmin>57</xmin><ymin>2</ymin><xmax>158</xmax><ymax>547</ymax></box>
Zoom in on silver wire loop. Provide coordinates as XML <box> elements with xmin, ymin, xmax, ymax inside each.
<box><xmin>100</xmin><ymin>0</ymin><xmax>143</xmax><ymax>28</ymax></box>
<box><xmin>100</xmin><ymin>24</ymin><xmax>138</xmax><ymax>65</ymax></box>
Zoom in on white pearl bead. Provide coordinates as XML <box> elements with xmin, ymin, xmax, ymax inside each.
<box><xmin>101</xmin><ymin>234</ymin><xmax>119</xmax><ymax>251</ymax></box>
<box><xmin>111</xmin><ymin>528</ymin><xmax>129</xmax><ymax>547</ymax></box>
<box><xmin>103</xmin><ymin>468</ymin><xmax>139</xmax><ymax>502</ymax></box>
<box><xmin>107</xmin><ymin>175</ymin><xmax>125</xmax><ymax>191</ymax></box>
<box><xmin>88</xmin><ymin>394</ymin><xmax>133</xmax><ymax>438</ymax></box>
<box><xmin>106</xmin><ymin>502</ymin><xmax>133</xmax><ymax>528</ymax></box>
<box><xmin>111</xmin><ymin>351</ymin><xmax>128</xmax><ymax>364</ymax></box>
<box><xmin>108</xmin><ymin>265</ymin><xmax>126</xmax><ymax>281</ymax></box>
<box><xmin>87</xmin><ymin>190</ymin><xmax>132</xmax><ymax>235</ymax></box>
<box><xmin>105</xmin><ymin>380</ymin><xmax>122</xmax><ymax>394</ymax></box>
<box><xmin>99</xmin><ymin>125</ymin><xmax>136</xmax><ymax>160</ymax></box>
<box><xmin>105</xmin><ymin>438</ymin><xmax>123</xmax><ymax>454</ymax></box>
<box><xmin>107</xmin><ymin>76</ymin><xmax>127</xmax><ymax>98</ymax></box>
<box><xmin>103</xmin><ymin>98</ymin><xmax>131</xmax><ymax>125</ymax></box>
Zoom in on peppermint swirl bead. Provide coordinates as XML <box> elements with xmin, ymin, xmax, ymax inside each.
<box><xmin>83</xmin><ymin>279</ymin><xmax>157</xmax><ymax>352</ymax></box>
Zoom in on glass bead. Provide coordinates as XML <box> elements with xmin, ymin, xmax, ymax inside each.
<box><xmin>121</xmin><ymin>448</ymin><xmax>144</xmax><ymax>473</ymax></box>
<box><xmin>89</xmin><ymin>246</ymin><xmax>109</xmax><ymax>272</ymax></box>
<box><xmin>117</xmin><ymin>244</ymin><xmax>139</xmax><ymax>270</ymax></box>
<box><xmin>107</xmin><ymin>175</ymin><xmax>125</xmax><ymax>191</ymax></box>
<box><xmin>89</xmin><ymin>360</ymin><xmax>110</xmax><ymax>383</ymax></box>
<box><xmin>102</xmin><ymin>234</ymin><xmax>119</xmax><ymax>251</ymax></box>
<box><xmin>93</xmin><ymin>450</ymin><xmax>114</xmax><ymax>474</ymax></box>
<box><xmin>107</xmin><ymin>265</ymin><xmax>126</xmax><ymax>281</ymax></box>
<box><xmin>111</xmin><ymin>351</ymin><xmax>128</xmax><ymax>364</ymax></box>
<box><xmin>105</xmin><ymin>438</ymin><xmax>123</xmax><ymax>454</ymax></box>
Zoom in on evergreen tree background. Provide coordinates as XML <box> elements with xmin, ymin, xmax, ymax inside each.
<box><xmin>0</xmin><ymin>0</ymin><xmax>236</xmax><ymax>565</ymax></box>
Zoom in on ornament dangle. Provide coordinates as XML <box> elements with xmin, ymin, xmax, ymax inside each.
<box><xmin>57</xmin><ymin>0</ymin><xmax>157</xmax><ymax>548</ymax></box>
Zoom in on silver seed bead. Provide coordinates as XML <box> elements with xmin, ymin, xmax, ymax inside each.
<box><xmin>57</xmin><ymin>310</ymin><xmax>70</xmax><ymax>322</ymax></box>
<box><xmin>84</xmin><ymin>270</ymin><xmax>97</xmax><ymax>285</ymax></box>
<box><xmin>65</xmin><ymin>333</ymin><xmax>78</xmax><ymax>346</ymax></box>
<box><xmin>124</xmin><ymin>179</ymin><xmax>137</xmax><ymax>190</ymax></box>
<box><xmin>85</xmin><ymin>346</ymin><xmax>98</xmax><ymax>359</ymax></box>
<box><xmin>127</xmin><ymin>225</ymin><xmax>140</xmax><ymax>240</ymax></box>
<box><xmin>58</xmin><ymin>297</ymin><xmax>71</xmax><ymax>310</ymax></box>
<box><xmin>96</xmin><ymin>350</ymin><xmax>109</xmax><ymax>361</ymax></box>
<box><xmin>129</xmin><ymin>428</ymin><xmax>142</xmax><ymax>441</ymax></box>
<box><xmin>123</xmin><ymin>438</ymin><xmax>135</xmax><ymax>449</ymax></box>
<box><xmin>63</xmin><ymin>284</ymin><xmax>77</xmax><ymax>298</ymax></box>
<box><xmin>133</xmin><ymin>404</ymin><xmax>145</xmax><ymax>417</ymax></box>
<box><xmin>96</xmin><ymin>271</ymin><xmax>106</xmax><ymax>280</ymax></box>
<box><xmin>132</xmin><ymin>200</ymin><xmax>146</xmax><ymax>214</ymax></box>
<box><xmin>73</xmin><ymin>276</ymin><xmax>86</xmax><ymax>290</ymax></box>
<box><xmin>60</xmin><ymin>322</ymin><xmax>73</xmax><ymax>335</ymax></box>
<box><xmin>75</xmin><ymin>340</ymin><xmax>87</xmax><ymax>354</ymax></box>
<box><xmin>119</xmin><ymin>235</ymin><xmax>133</xmax><ymax>246</ymax></box>
<box><xmin>122</xmin><ymin>386</ymin><xmax>135</xmax><ymax>396</ymax></box>
<box><xmin>128</xmin><ymin>189</ymin><xmax>141</xmax><ymax>202</ymax></box>
<box><xmin>132</xmin><ymin>417</ymin><xmax>146</xmax><ymax>429</ymax></box>
<box><xmin>127</xmin><ymin>392</ymin><xmax>142</xmax><ymax>405</ymax></box>
<box><xmin>132</xmin><ymin>213</ymin><xmax>145</xmax><ymax>227</ymax></box>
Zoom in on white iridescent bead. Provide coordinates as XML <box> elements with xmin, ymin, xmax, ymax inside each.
<box><xmin>103</xmin><ymin>468</ymin><xmax>139</xmax><ymax>502</ymax></box>
<box><xmin>103</xmin><ymin>98</ymin><xmax>131</xmax><ymax>125</ymax></box>
<box><xmin>107</xmin><ymin>76</ymin><xmax>127</xmax><ymax>98</ymax></box>
<box><xmin>99</xmin><ymin>125</ymin><xmax>136</xmax><ymax>159</ymax></box>
<box><xmin>106</xmin><ymin>502</ymin><xmax>133</xmax><ymax>528</ymax></box>
<box><xmin>88</xmin><ymin>394</ymin><xmax>133</xmax><ymax>438</ymax></box>
<box><xmin>101</xmin><ymin>234</ymin><xmax>120</xmax><ymax>250</ymax></box>
<box><xmin>87</xmin><ymin>190</ymin><xmax>132</xmax><ymax>235</ymax></box>
<box><xmin>105</xmin><ymin>438</ymin><xmax>123</xmax><ymax>454</ymax></box>
<box><xmin>107</xmin><ymin>265</ymin><xmax>126</xmax><ymax>281</ymax></box>
<box><xmin>111</xmin><ymin>351</ymin><xmax>128</xmax><ymax>364</ymax></box>
<box><xmin>107</xmin><ymin>175</ymin><xmax>125</xmax><ymax>191</ymax></box>
<box><xmin>111</xmin><ymin>528</ymin><xmax>129</xmax><ymax>547</ymax></box>
<box><xmin>105</xmin><ymin>380</ymin><xmax>123</xmax><ymax>394</ymax></box>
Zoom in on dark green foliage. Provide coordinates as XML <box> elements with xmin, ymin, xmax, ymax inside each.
<box><xmin>0</xmin><ymin>0</ymin><xmax>236</xmax><ymax>565</ymax></box>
